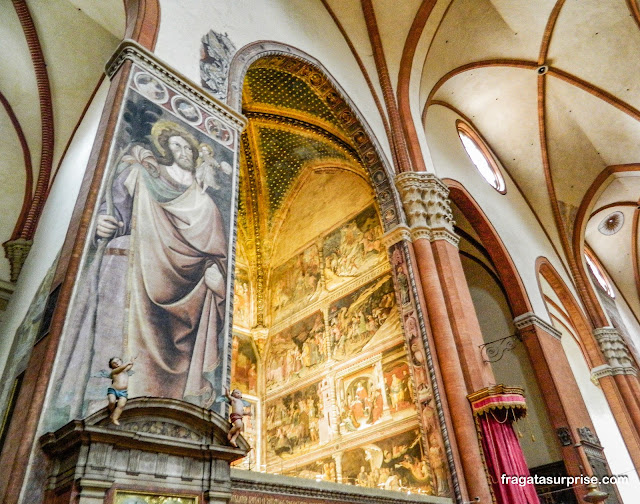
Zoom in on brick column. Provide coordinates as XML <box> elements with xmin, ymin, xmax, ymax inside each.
<box><xmin>514</xmin><ymin>313</ymin><xmax>623</xmax><ymax>503</ymax></box>
<box><xmin>514</xmin><ymin>314</ymin><xmax>593</xmax><ymax>473</ymax></box>
<box><xmin>395</xmin><ymin>171</ymin><xmax>492</xmax><ymax>504</ymax></box>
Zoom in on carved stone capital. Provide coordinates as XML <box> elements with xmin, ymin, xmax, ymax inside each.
<box><xmin>394</xmin><ymin>172</ymin><xmax>456</xmax><ymax>239</ymax></box>
<box><xmin>381</xmin><ymin>224</ymin><xmax>412</xmax><ymax>248</ymax></box>
<box><xmin>431</xmin><ymin>228</ymin><xmax>460</xmax><ymax>247</ymax></box>
<box><xmin>2</xmin><ymin>238</ymin><xmax>32</xmax><ymax>282</ymax></box>
<box><xmin>593</xmin><ymin>327</ymin><xmax>638</xmax><ymax>376</ymax></box>
<box><xmin>513</xmin><ymin>312</ymin><xmax>562</xmax><ymax>340</ymax></box>
<box><xmin>77</xmin><ymin>478</ymin><xmax>114</xmax><ymax>504</ymax></box>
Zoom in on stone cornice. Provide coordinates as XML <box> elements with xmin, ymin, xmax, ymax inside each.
<box><xmin>231</xmin><ymin>469</ymin><xmax>449</xmax><ymax>504</ymax></box>
<box><xmin>381</xmin><ymin>224</ymin><xmax>411</xmax><ymax>247</ymax></box>
<box><xmin>513</xmin><ymin>312</ymin><xmax>562</xmax><ymax>340</ymax></box>
<box><xmin>105</xmin><ymin>39</ymin><xmax>247</xmax><ymax>130</ymax></box>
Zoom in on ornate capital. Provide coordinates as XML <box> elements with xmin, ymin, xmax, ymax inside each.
<box><xmin>394</xmin><ymin>172</ymin><xmax>456</xmax><ymax>242</ymax></box>
<box><xmin>513</xmin><ymin>312</ymin><xmax>562</xmax><ymax>340</ymax></box>
<box><xmin>593</xmin><ymin>327</ymin><xmax>638</xmax><ymax>376</ymax></box>
<box><xmin>3</xmin><ymin>238</ymin><xmax>32</xmax><ymax>282</ymax></box>
<box><xmin>381</xmin><ymin>224</ymin><xmax>412</xmax><ymax>247</ymax></box>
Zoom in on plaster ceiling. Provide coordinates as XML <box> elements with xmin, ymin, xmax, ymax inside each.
<box><xmin>320</xmin><ymin>0</ymin><xmax>640</xmax><ymax>324</ymax></box>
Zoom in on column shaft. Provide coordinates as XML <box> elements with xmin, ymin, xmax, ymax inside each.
<box><xmin>412</xmin><ymin>237</ymin><xmax>492</xmax><ymax>503</ymax></box>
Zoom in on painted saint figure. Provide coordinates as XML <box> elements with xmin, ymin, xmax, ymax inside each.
<box><xmin>96</xmin><ymin>121</ymin><xmax>228</xmax><ymax>404</ymax></box>
<box><xmin>57</xmin><ymin>119</ymin><xmax>230</xmax><ymax>421</ymax></box>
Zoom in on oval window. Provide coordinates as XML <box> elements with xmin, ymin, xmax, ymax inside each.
<box><xmin>584</xmin><ymin>249</ymin><xmax>615</xmax><ymax>298</ymax></box>
<box><xmin>457</xmin><ymin>121</ymin><xmax>506</xmax><ymax>193</ymax></box>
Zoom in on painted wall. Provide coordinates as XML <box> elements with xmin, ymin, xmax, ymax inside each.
<box><xmin>542</xmin><ymin>280</ymin><xmax>640</xmax><ymax>502</ymax></box>
<box><xmin>0</xmin><ymin>0</ymin><xmax>120</xmax><ymax>282</ymax></box>
<box><xmin>424</xmin><ymin>104</ymin><xmax>576</xmax><ymax>321</ymax></box>
<box><xmin>459</xmin><ymin>252</ymin><xmax>561</xmax><ymax>469</ymax></box>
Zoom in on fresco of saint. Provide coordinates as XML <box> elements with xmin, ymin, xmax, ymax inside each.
<box><xmin>53</xmin><ymin>84</ymin><xmax>236</xmax><ymax>424</ymax></box>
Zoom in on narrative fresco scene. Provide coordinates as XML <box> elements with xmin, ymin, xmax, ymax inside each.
<box><xmin>221</xmin><ymin>54</ymin><xmax>452</xmax><ymax>497</ymax></box>
<box><xmin>47</xmin><ymin>64</ymin><xmax>239</xmax><ymax>430</ymax></box>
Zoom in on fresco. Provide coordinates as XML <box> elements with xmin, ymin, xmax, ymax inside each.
<box><xmin>322</xmin><ymin>205</ymin><xmax>384</xmax><ymax>291</ymax></box>
<box><xmin>266</xmin><ymin>312</ymin><xmax>326</xmax><ymax>390</ymax></box>
<box><xmin>284</xmin><ymin>456</ymin><xmax>336</xmax><ymax>482</ymax></box>
<box><xmin>341</xmin><ymin>429</ymin><xmax>434</xmax><ymax>493</ymax></box>
<box><xmin>230</xmin><ymin>334</ymin><xmax>258</xmax><ymax>395</ymax></box>
<box><xmin>270</xmin><ymin>244</ymin><xmax>321</xmax><ymax>321</ymax></box>
<box><xmin>233</xmin><ymin>268</ymin><xmax>251</xmax><ymax>328</ymax></box>
<box><xmin>48</xmin><ymin>64</ymin><xmax>240</xmax><ymax>428</ymax></box>
<box><xmin>388</xmin><ymin>242</ymin><xmax>452</xmax><ymax>496</ymax></box>
<box><xmin>383</xmin><ymin>356</ymin><xmax>414</xmax><ymax>414</ymax></box>
<box><xmin>265</xmin><ymin>381</ymin><xmax>326</xmax><ymax>459</ymax></box>
<box><xmin>328</xmin><ymin>275</ymin><xmax>398</xmax><ymax>360</ymax></box>
<box><xmin>337</xmin><ymin>369</ymin><xmax>384</xmax><ymax>433</ymax></box>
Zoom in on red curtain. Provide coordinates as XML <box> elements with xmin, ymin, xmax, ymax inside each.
<box><xmin>478</xmin><ymin>411</ymin><xmax>540</xmax><ymax>504</ymax></box>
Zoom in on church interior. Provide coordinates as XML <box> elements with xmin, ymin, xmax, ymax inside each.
<box><xmin>1</xmin><ymin>2</ymin><xmax>640</xmax><ymax>504</ymax></box>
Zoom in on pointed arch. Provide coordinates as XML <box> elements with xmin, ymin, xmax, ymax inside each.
<box><xmin>536</xmin><ymin>256</ymin><xmax>600</xmax><ymax>368</ymax></box>
<box><xmin>227</xmin><ymin>41</ymin><xmax>402</xmax><ymax>232</ymax></box>
<box><xmin>443</xmin><ymin>178</ymin><xmax>532</xmax><ymax>316</ymax></box>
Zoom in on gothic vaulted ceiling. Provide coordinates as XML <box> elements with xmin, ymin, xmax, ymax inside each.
<box><xmin>238</xmin><ymin>56</ymin><xmax>377</xmax><ymax>325</ymax></box>
<box><xmin>3</xmin><ymin>0</ymin><xmax>640</xmax><ymax>327</ymax></box>
<box><xmin>323</xmin><ymin>0</ymin><xmax>640</xmax><ymax>323</ymax></box>
<box><xmin>0</xmin><ymin>0</ymin><xmax>123</xmax><ymax>306</ymax></box>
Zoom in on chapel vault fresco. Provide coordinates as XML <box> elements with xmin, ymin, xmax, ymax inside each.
<box><xmin>231</xmin><ymin>333</ymin><xmax>259</xmax><ymax>396</ymax></box>
<box><xmin>226</xmin><ymin>52</ymin><xmax>451</xmax><ymax>497</ymax></box>
<box><xmin>266</xmin><ymin>312</ymin><xmax>327</xmax><ymax>390</ymax></box>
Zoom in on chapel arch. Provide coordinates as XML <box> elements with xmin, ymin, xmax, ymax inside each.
<box><xmin>226</xmin><ymin>49</ymin><xmax>452</xmax><ymax>496</ymax></box>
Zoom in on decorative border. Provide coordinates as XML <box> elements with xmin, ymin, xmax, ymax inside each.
<box><xmin>226</xmin><ymin>41</ymin><xmax>402</xmax><ymax>232</ymax></box>
<box><xmin>106</xmin><ymin>40</ymin><xmax>246</xmax><ymax>131</ymax></box>
<box><xmin>384</xmin><ymin>239</ymin><xmax>460</xmax><ymax>501</ymax></box>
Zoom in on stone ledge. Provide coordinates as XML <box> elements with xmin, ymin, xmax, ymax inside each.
<box><xmin>231</xmin><ymin>468</ymin><xmax>451</xmax><ymax>504</ymax></box>
<box><xmin>513</xmin><ymin>312</ymin><xmax>561</xmax><ymax>340</ymax></box>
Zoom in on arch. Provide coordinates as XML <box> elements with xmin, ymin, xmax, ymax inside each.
<box><xmin>227</xmin><ymin>41</ymin><xmax>403</xmax><ymax>232</ymax></box>
<box><xmin>124</xmin><ymin>0</ymin><xmax>161</xmax><ymax>51</ymax></box>
<box><xmin>443</xmin><ymin>178</ymin><xmax>532</xmax><ymax>316</ymax></box>
<box><xmin>536</xmin><ymin>257</ymin><xmax>600</xmax><ymax>368</ymax></box>
<box><xmin>572</xmin><ymin>164</ymin><xmax>640</xmax><ymax>328</ymax></box>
